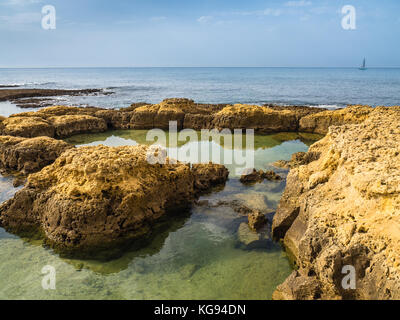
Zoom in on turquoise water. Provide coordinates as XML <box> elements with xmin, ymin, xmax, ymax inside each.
<box><xmin>0</xmin><ymin>131</ymin><xmax>319</xmax><ymax>300</ymax></box>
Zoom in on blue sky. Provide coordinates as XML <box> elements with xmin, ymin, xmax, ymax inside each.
<box><xmin>0</xmin><ymin>0</ymin><xmax>399</xmax><ymax>67</ymax></box>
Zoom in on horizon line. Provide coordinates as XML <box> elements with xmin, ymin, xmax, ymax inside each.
<box><xmin>0</xmin><ymin>66</ymin><xmax>400</xmax><ymax>69</ymax></box>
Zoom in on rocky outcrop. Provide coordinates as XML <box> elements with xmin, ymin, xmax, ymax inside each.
<box><xmin>0</xmin><ymin>88</ymin><xmax>111</xmax><ymax>103</ymax></box>
<box><xmin>1</xmin><ymin>116</ymin><xmax>55</xmax><ymax>138</ymax></box>
<box><xmin>48</xmin><ymin>115</ymin><xmax>107</xmax><ymax>138</ymax></box>
<box><xmin>272</xmin><ymin>151</ymin><xmax>321</xmax><ymax>170</ymax></box>
<box><xmin>130</xmin><ymin>98</ymin><xmax>226</xmax><ymax>130</ymax></box>
<box><xmin>248</xmin><ymin>211</ymin><xmax>267</xmax><ymax>231</ymax></box>
<box><xmin>212</xmin><ymin>104</ymin><xmax>299</xmax><ymax>133</ymax></box>
<box><xmin>299</xmin><ymin>105</ymin><xmax>372</xmax><ymax>135</ymax></box>
<box><xmin>240</xmin><ymin>169</ymin><xmax>282</xmax><ymax>184</ymax></box>
<box><xmin>0</xmin><ymin>136</ymin><xmax>73</xmax><ymax>175</ymax></box>
<box><xmin>0</xmin><ymin>145</ymin><xmax>229</xmax><ymax>258</ymax></box>
<box><xmin>272</xmin><ymin>107</ymin><xmax>400</xmax><ymax>300</ymax></box>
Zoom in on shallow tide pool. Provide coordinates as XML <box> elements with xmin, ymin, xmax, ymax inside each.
<box><xmin>0</xmin><ymin>131</ymin><xmax>321</xmax><ymax>300</ymax></box>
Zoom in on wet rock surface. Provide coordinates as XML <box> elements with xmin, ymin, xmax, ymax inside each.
<box><xmin>0</xmin><ymin>145</ymin><xmax>229</xmax><ymax>258</ymax></box>
<box><xmin>272</xmin><ymin>107</ymin><xmax>400</xmax><ymax>300</ymax></box>
<box><xmin>240</xmin><ymin>169</ymin><xmax>282</xmax><ymax>184</ymax></box>
<box><xmin>0</xmin><ymin>88</ymin><xmax>112</xmax><ymax>103</ymax></box>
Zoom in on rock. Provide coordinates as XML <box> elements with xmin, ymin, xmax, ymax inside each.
<box><xmin>12</xmin><ymin>176</ymin><xmax>26</xmax><ymax>187</ymax></box>
<box><xmin>130</xmin><ymin>98</ymin><xmax>224</xmax><ymax>130</ymax></box>
<box><xmin>0</xmin><ymin>88</ymin><xmax>110</xmax><ymax>102</ymax></box>
<box><xmin>212</xmin><ymin>104</ymin><xmax>298</xmax><ymax>133</ymax></box>
<box><xmin>237</xmin><ymin>222</ymin><xmax>273</xmax><ymax>249</ymax></box>
<box><xmin>192</xmin><ymin>162</ymin><xmax>229</xmax><ymax>193</ymax></box>
<box><xmin>265</xmin><ymin>104</ymin><xmax>327</xmax><ymax>121</ymax></box>
<box><xmin>272</xmin><ymin>160</ymin><xmax>291</xmax><ymax>169</ymax></box>
<box><xmin>0</xmin><ymin>145</ymin><xmax>228</xmax><ymax>257</ymax></box>
<box><xmin>1</xmin><ymin>116</ymin><xmax>55</xmax><ymax>138</ymax></box>
<box><xmin>0</xmin><ymin>136</ymin><xmax>73</xmax><ymax>174</ymax></box>
<box><xmin>238</xmin><ymin>223</ymin><xmax>260</xmax><ymax>246</ymax></box>
<box><xmin>272</xmin><ymin>152</ymin><xmax>321</xmax><ymax>170</ymax></box>
<box><xmin>183</xmin><ymin>114</ymin><xmax>214</xmax><ymax>130</ymax></box>
<box><xmin>94</xmin><ymin>110</ymin><xmax>134</xmax><ymax>129</ymax></box>
<box><xmin>48</xmin><ymin>115</ymin><xmax>108</xmax><ymax>138</ymax></box>
<box><xmin>233</xmin><ymin>193</ymin><xmax>273</xmax><ymax>213</ymax></box>
<box><xmin>248</xmin><ymin>211</ymin><xmax>267</xmax><ymax>231</ymax></box>
<box><xmin>299</xmin><ymin>105</ymin><xmax>373</xmax><ymax>135</ymax></box>
<box><xmin>272</xmin><ymin>107</ymin><xmax>400</xmax><ymax>300</ymax></box>
<box><xmin>272</xmin><ymin>271</ymin><xmax>322</xmax><ymax>300</ymax></box>
<box><xmin>240</xmin><ymin>169</ymin><xmax>282</xmax><ymax>184</ymax></box>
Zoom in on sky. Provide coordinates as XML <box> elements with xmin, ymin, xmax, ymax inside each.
<box><xmin>0</xmin><ymin>0</ymin><xmax>399</xmax><ymax>67</ymax></box>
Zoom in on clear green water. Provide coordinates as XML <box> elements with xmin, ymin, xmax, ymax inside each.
<box><xmin>0</xmin><ymin>131</ymin><xmax>321</xmax><ymax>300</ymax></box>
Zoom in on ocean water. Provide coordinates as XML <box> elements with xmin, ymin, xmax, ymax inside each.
<box><xmin>0</xmin><ymin>67</ymin><xmax>399</xmax><ymax>114</ymax></box>
<box><xmin>0</xmin><ymin>131</ymin><xmax>321</xmax><ymax>300</ymax></box>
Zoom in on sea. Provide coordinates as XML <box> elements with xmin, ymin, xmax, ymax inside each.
<box><xmin>0</xmin><ymin>67</ymin><xmax>399</xmax><ymax>115</ymax></box>
<box><xmin>0</xmin><ymin>67</ymin><xmax>399</xmax><ymax>300</ymax></box>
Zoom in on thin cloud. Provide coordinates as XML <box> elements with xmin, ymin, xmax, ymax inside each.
<box><xmin>1</xmin><ymin>0</ymin><xmax>43</xmax><ymax>6</ymax></box>
<box><xmin>0</xmin><ymin>11</ymin><xmax>41</xmax><ymax>24</ymax></box>
<box><xmin>197</xmin><ymin>16</ymin><xmax>213</xmax><ymax>23</ymax></box>
<box><xmin>285</xmin><ymin>1</ymin><xmax>312</xmax><ymax>7</ymax></box>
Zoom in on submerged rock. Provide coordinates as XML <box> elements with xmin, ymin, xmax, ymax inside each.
<box><xmin>272</xmin><ymin>107</ymin><xmax>400</xmax><ymax>300</ymax></box>
<box><xmin>0</xmin><ymin>145</ymin><xmax>228</xmax><ymax>257</ymax></box>
<box><xmin>240</xmin><ymin>169</ymin><xmax>282</xmax><ymax>184</ymax></box>
<box><xmin>0</xmin><ymin>135</ymin><xmax>73</xmax><ymax>174</ymax></box>
<box><xmin>248</xmin><ymin>211</ymin><xmax>267</xmax><ymax>231</ymax></box>
<box><xmin>237</xmin><ymin>222</ymin><xmax>273</xmax><ymax>250</ymax></box>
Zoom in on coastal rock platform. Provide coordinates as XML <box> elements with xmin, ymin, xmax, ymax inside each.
<box><xmin>0</xmin><ymin>145</ymin><xmax>229</xmax><ymax>257</ymax></box>
<box><xmin>272</xmin><ymin>107</ymin><xmax>400</xmax><ymax>299</ymax></box>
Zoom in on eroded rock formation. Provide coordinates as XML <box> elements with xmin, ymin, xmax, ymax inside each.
<box><xmin>0</xmin><ymin>136</ymin><xmax>73</xmax><ymax>174</ymax></box>
<box><xmin>0</xmin><ymin>145</ymin><xmax>229</xmax><ymax>257</ymax></box>
<box><xmin>272</xmin><ymin>107</ymin><xmax>400</xmax><ymax>300</ymax></box>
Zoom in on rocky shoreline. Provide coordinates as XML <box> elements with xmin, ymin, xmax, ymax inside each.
<box><xmin>272</xmin><ymin>106</ymin><xmax>400</xmax><ymax>300</ymax></box>
<box><xmin>0</xmin><ymin>97</ymin><xmax>399</xmax><ymax>299</ymax></box>
<box><xmin>0</xmin><ymin>88</ymin><xmax>113</xmax><ymax>109</ymax></box>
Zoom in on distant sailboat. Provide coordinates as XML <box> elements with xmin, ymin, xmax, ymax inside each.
<box><xmin>359</xmin><ymin>58</ymin><xmax>367</xmax><ymax>70</ymax></box>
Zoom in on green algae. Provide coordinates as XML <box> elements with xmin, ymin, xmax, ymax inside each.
<box><xmin>0</xmin><ymin>130</ymin><xmax>320</xmax><ymax>300</ymax></box>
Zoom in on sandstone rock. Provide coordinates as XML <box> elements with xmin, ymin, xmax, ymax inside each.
<box><xmin>94</xmin><ymin>110</ymin><xmax>134</xmax><ymax>129</ymax></box>
<box><xmin>240</xmin><ymin>169</ymin><xmax>282</xmax><ymax>184</ymax></box>
<box><xmin>212</xmin><ymin>104</ymin><xmax>298</xmax><ymax>133</ymax></box>
<box><xmin>272</xmin><ymin>152</ymin><xmax>321</xmax><ymax>170</ymax></box>
<box><xmin>299</xmin><ymin>105</ymin><xmax>373</xmax><ymax>135</ymax></box>
<box><xmin>0</xmin><ymin>145</ymin><xmax>228</xmax><ymax>257</ymax></box>
<box><xmin>238</xmin><ymin>223</ymin><xmax>260</xmax><ymax>246</ymax></box>
<box><xmin>248</xmin><ymin>211</ymin><xmax>267</xmax><ymax>231</ymax></box>
<box><xmin>1</xmin><ymin>116</ymin><xmax>55</xmax><ymax>138</ymax></box>
<box><xmin>131</xmin><ymin>98</ymin><xmax>213</xmax><ymax>130</ymax></box>
<box><xmin>0</xmin><ymin>135</ymin><xmax>73</xmax><ymax>174</ymax></box>
<box><xmin>48</xmin><ymin>115</ymin><xmax>108</xmax><ymax>138</ymax></box>
<box><xmin>237</xmin><ymin>222</ymin><xmax>273</xmax><ymax>249</ymax></box>
<box><xmin>272</xmin><ymin>107</ymin><xmax>400</xmax><ymax>299</ymax></box>
<box><xmin>272</xmin><ymin>271</ymin><xmax>322</xmax><ymax>300</ymax></box>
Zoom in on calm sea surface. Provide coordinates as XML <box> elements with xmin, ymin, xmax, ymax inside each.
<box><xmin>0</xmin><ymin>67</ymin><xmax>399</xmax><ymax>115</ymax></box>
